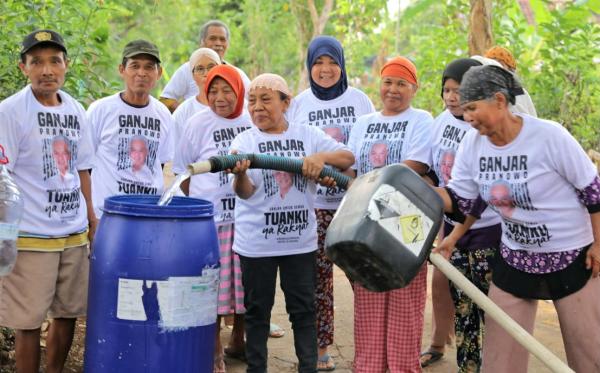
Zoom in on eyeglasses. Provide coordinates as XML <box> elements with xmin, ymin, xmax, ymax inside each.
<box><xmin>192</xmin><ymin>64</ymin><xmax>217</xmax><ymax>75</ymax></box>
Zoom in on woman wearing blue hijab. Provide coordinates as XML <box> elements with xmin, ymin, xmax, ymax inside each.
<box><xmin>289</xmin><ymin>35</ymin><xmax>375</xmax><ymax>371</ymax></box>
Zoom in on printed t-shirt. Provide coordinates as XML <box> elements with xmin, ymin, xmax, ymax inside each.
<box><xmin>289</xmin><ymin>87</ymin><xmax>375</xmax><ymax>209</ymax></box>
<box><xmin>161</xmin><ymin>61</ymin><xmax>251</xmax><ymax>101</ymax></box>
<box><xmin>87</xmin><ymin>93</ymin><xmax>174</xmax><ymax>217</ymax></box>
<box><xmin>430</xmin><ymin>109</ymin><xmax>500</xmax><ymax>230</ymax></box>
<box><xmin>0</xmin><ymin>85</ymin><xmax>94</xmax><ymax>245</ymax></box>
<box><xmin>348</xmin><ymin>108</ymin><xmax>433</xmax><ymax>176</ymax></box>
<box><xmin>171</xmin><ymin>96</ymin><xmax>209</xmax><ymax>144</ymax></box>
<box><xmin>448</xmin><ymin>114</ymin><xmax>597</xmax><ymax>253</ymax></box>
<box><xmin>230</xmin><ymin>124</ymin><xmax>348</xmax><ymax>257</ymax></box>
<box><xmin>172</xmin><ymin>109</ymin><xmax>252</xmax><ymax>224</ymax></box>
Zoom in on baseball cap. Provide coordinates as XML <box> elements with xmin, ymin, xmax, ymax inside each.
<box><xmin>21</xmin><ymin>29</ymin><xmax>67</xmax><ymax>56</ymax></box>
<box><xmin>122</xmin><ymin>39</ymin><xmax>161</xmax><ymax>63</ymax></box>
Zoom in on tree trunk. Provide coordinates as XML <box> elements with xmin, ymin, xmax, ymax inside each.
<box><xmin>468</xmin><ymin>0</ymin><xmax>493</xmax><ymax>55</ymax></box>
<box><xmin>290</xmin><ymin>0</ymin><xmax>334</xmax><ymax>91</ymax></box>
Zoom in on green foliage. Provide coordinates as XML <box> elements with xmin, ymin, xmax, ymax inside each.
<box><xmin>0</xmin><ymin>0</ymin><xmax>120</xmax><ymax>104</ymax></box>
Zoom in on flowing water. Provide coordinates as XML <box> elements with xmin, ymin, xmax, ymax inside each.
<box><xmin>157</xmin><ymin>170</ymin><xmax>191</xmax><ymax>206</ymax></box>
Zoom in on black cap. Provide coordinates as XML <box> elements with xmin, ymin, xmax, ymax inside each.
<box><xmin>21</xmin><ymin>29</ymin><xmax>67</xmax><ymax>56</ymax></box>
<box><xmin>122</xmin><ymin>39</ymin><xmax>161</xmax><ymax>63</ymax></box>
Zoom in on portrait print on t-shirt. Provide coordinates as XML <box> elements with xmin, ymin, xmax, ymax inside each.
<box><xmin>478</xmin><ymin>156</ymin><xmax>550</xmax><ymax>247</ymax></box>
<box><xmin>38</xmin><ymin>112</ymin><xmax>84</xmax><ymax>220</ymax></box>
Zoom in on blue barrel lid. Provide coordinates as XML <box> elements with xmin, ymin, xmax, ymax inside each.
<box><xmin>103</xmin><ymin>195</ymin><xmax>213</xmax><ymax>218</ymax></box>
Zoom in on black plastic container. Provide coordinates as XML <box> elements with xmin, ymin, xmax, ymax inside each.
<box><xmin>325</xmin><ymin>164</ymin><xmax>444</xmax><ymax>292</ymax></box>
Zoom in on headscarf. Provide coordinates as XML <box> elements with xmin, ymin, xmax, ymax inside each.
<box><xmin>250</xmin><ymin>73</ymin><xmax>292</xmax><ymax>97</ymax></box>
<box><xmin>459</xmin><ymin>65</ymin><xmax>524</xmax><ymax>106</ymax></box>
<box><xmin>470</xmin><ymin>55</ymin><xmax>503</xmax><ymax>68</ymax></box>
<box><xmin>485</xmin><ymin>46</ymin><xmax>517</xmax><ymax>71</ymax></box>
<box><xmin>204</xmin><ymin>65</ymin><xmax>245</xmax><ymax>119</ymax></box>
<box><xmin>441</xmin><ymin>58</ymin><xmax>482</xmax><ymax>97</ymax></box>
<box><xmin>306</xmin><ymin>35</ymin><xmax>348</xmax><ymax>101</ymax></box>
<box><xmin>188</xmin><ymin>47</ymin><xmax>221</xmax><ymax>72</ymax></box>
<box><xmin>380</xmin><ymin>56</ymin><xmax>418</xmax><ymax>86</ymax></box>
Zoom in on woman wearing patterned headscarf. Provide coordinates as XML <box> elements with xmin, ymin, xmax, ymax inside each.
<box><xmin>347</xmin><ymin>56</ymin><xmax>434</xmax><ymax>372</ymax></box>
<box><xmin>172</xmin><ymin>64</ymin><xmax>250</xmax><ymax>373</ymax></box>
<box><xmin>425</xmin><ymin>58</ymin><xmax>502</xmax><ymax>372</ymax></box>
<box><xmin>435</xmin><ymin>64</ymin><xmax>600</xmax><ymax>372</ymax></box>
<box><xmin>289</xmin><ymin>35</ymin><xmax>375</xmax><ymax>371</ymax></box>
<box><xmin>229</xmin><ymin>73</ymin><xmax>354</xmax><ymax>373</ymax></box>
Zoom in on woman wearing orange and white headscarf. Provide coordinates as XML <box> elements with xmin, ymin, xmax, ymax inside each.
<box><xmin>347</xmin><ymin>57</ymin><xmax>434</xmax><ymax>372</ymax></box>
<box><xmin>172</xmin><ymin>65</ymin><xmax>251</xmax><ymax>373</ymax></box>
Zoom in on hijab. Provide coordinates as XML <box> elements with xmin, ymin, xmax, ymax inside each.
<box><xmin>204</xmin><ymin>65</ymin><xmax>245</xmax><ymax>119</ymax></box>
<box><xmin>306</xmin><ymin>35</ymin><xmax>348</xmax><ymax>101</ymax></box>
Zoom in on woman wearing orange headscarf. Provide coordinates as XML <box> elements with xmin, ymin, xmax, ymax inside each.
<box><xmin>347</xmin><ymin>57</ymin><xmax>434</xmax><ymax>372</ymax></box>
<box><xmin>172</xmin><ymin>65</ymin><xmax>251</xmax><ymax>373</ymax></box>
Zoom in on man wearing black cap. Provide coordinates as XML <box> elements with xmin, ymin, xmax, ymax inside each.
<box><xmin>0</xmin><ymin>29</ymin><xmax>96</xmax><ymax>373</ymax></box>
<box><xmin>87</xmin><ymin>39</ymin><xmax>173</xmax><ymax>220</ymax></box>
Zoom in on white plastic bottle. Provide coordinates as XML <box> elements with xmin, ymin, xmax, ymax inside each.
<box><xmin>0</xmin><ymin>157</ymin><xmax>23</xmax><ymax>276</ymax></box>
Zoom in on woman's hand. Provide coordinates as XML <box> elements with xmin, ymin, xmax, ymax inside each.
<box><xmin>302</xmin><ymin>153</ymin><xmax>326</xmax><ymax>181</ymax></box>
<box><xmin>432</xmin><ymin>235</ymin><xmax>458</xmax><ymax>260</ymax></box>
<box><xmin>317</xmin><ymin>176</ymin><xmax>336</xmax><ymax>188</ymax></box>
<box><xmin>225</xmin><ymin>150</ymin><xmax>251</xmax><ymax>175</ymax></box>
<box><xmin>585</xmin><ymin>241</ymin><xmax>600</xmax><ymax>278</ymax></box>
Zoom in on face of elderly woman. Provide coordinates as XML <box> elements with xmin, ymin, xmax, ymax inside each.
<box><xmin>192</xmin><ymin>55</ymin><xmax>219</xmax><ymax>89</ymax></box>
<box><xmin>380</xmin><ymin>76</ymin><xmax>416</xmax><ymax>115</ymax></box>
<box><xmin>311</xmin><ymin>55</ymin><xmax>342</xmax><ymax>89</ymax></box>
<box><xmin>248</xmin><ymin>87</ymin><xmax>290</xmax><ymax>133</ymax></box>
<box><xmin>208</xmin><ymin>77</ymin><xmax>237</xmax><ymax>118</ymax></box>
<box><xmin>461</xmin><ymin>92</ymin><xmax>505</xmax><ymax>138</ymax></box>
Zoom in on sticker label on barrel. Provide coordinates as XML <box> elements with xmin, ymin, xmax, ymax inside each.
<box><xmin>116</xmin><ymin>267</ymin><xmax>219</xmax><ymax>330</ymax></box>
<box><xmin>367</xmin><ymin>184</ymin><xmax>433</xmax><ymax>257</ymax></box>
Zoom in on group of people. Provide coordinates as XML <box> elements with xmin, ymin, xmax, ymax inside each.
<box><xmin>0</xmin><ymin>17</ymin><xmax>598</xmax><ymax>373</ymax></box>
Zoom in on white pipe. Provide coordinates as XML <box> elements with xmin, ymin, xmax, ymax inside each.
<box><xmin>429</xmin><ymin>252</ymin><xmax>574</xmax><ymax>373</ymax></box>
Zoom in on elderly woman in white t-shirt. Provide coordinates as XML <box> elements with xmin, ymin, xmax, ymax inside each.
<box><xmin>228</xmin><ymin>73</ymin><xmax>354</xmax><ymax>373</ymax></box>
<box><xmin>435</xmin><ymin>65</ymin><xmax>600</xmax><ymax>372</ymax></box>
<box><xmin>171</xmin><ymin>48</ymin><xmax>221</xmax><ymax>143</ymax></box>
<box><xmin>347</xmin><ymin>56</ymin><xmax>433</xmax><ymax>372</ymax></box>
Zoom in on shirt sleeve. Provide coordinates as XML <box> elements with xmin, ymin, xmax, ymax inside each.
<box><xmin>549</xmin><ymin>124</ymin><xmax>598</xmax><ymax>190</ymax></box>
<box><xmin>575</xmin><ymin>176</ymin><xmax>600</xmax><ymax>213</ymax></box>
<box><xmin>160</xmin><ymin>63</ymin><xmax>189</xmax><ymax>100</ymax></box>
<box><xmin>158</xmin><ymin>110</ymin><xmax>175</xmax><ymax>163</ymax></box>
<box><xmin>447</xmin><ymin>131</ymin><xmax>480</xmax><ymax>200</ymax></box>
<box><xmin>404</xmin><ymin>112</ymin><xmax>434</xmax><ymax>166</ymax></box>
<box><xmin>172</xmin><ymin>117</ymin><xmax>196</xmax><ymax>175</ymax></box>
<box><xmin>0</xmin><ymin>106</ymin><xmax>20</xmax><ymax>172</ymax></box>
<box><xmin>347</xmin><ymin>117</ymin><xmax>364</xmax><ymax>170</ymax></box>
<box><xmin>74</xmin><ymin>104</ymin><xmax>95</xmax><ymax>170</ymax></box>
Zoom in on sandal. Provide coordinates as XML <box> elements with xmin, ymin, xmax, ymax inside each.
<box><xmin>317</xmin><ymin>353</ymin><xmax>336</xmax><ymax>371</ymax></box>
<box><xmin>419</xmin><ymin>350</ymin><xmax>443</xmax><ymax>368</ymax></box>
<box><xmin>269</xmin><ymin>323</ymin><xmax>285</xmax><ymax>338</ymax></box>
<box><xmin>224</xmin><ymin>345</ymin><xmax>246</xmax><ymax>362</ymax></box>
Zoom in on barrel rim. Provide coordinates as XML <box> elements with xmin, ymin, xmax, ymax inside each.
<box><xmin>103</xmin><ymin>195</ymin><xmax>214</xmax><ymax>218</ymax></box>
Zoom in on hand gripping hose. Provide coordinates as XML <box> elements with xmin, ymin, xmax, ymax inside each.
<box><xmin>187</xmin><ymin>154</ymin><xmax>351</xmax><ymax>190</ymax></box>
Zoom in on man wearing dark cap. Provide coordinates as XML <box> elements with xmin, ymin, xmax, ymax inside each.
<box><xmin>0</xmin><ymin>29</ymin><xmax>96</xmax><ymax>373</ymax></box>
<box><xmin>87</xmin><ymin>39</ymin><xmax>173</xmax><ymax>219</ymax></box>
<box><xmin>159</xmin><ymin>20</ymin><xmax>250</xmax><ymax>112</ymax></box>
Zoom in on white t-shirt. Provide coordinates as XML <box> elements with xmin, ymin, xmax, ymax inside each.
<box><xmin>172</xmin><ymin>109</ymin><xmax>252</xmax><ymax>224</ymax></box>
<box><xmin>0</xmin><ymin>85</ymin><xmax>94</xmax><ymax>237</ymax></box>
<box><xmin>430</xmin><ymin>109</ymin><xmax>500</xmax><ymax>229</ymax></box>
<box><xmin>171</xmin><ymin>96</ymin><xmax>209</xmax><ymax>144</ymax></box>
<box><xmin>289</xmin><ymin>87</ymin><xmax>375</xmax><ymax>209</ymax></box>
<box><xmin>448</xmin><ymin>114</ymin><xmax>596</xmax><ymax>253</ymax></box>
<box><xmin>348</xmin><ymin>108</ymin><xmax>433</xmax><ymax>176</ymax></box>
<box><xmin>87</xmin><ymin>93</ymin><xmax>174</xmax><ymax>217</ymax></box>
<box><xmin>230</xmin><ymin>125</ymin><xmax>348</xmax><ymax>257</ymax></box>
<box><xmin>160</xmin><ymin>61</ymin><xmax>251</xmax><ymax>101</ymax></box>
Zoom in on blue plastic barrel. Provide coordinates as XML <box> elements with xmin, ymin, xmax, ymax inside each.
<box><xmin>84</xmin><ymin>195</ymin><xmax>219</xmax><ymax>373</ymax></box>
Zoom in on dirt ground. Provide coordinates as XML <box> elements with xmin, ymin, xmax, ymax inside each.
<box><xmin>0</xmin><ymin>265</ymin><xmax>567</xmax><ymax>373</ymax></box>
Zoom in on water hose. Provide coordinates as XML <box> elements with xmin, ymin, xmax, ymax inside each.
<box><xmin>187</xmin><ymin>154</ymin><xmax>351</xmax><ymax>190</ymax></box>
